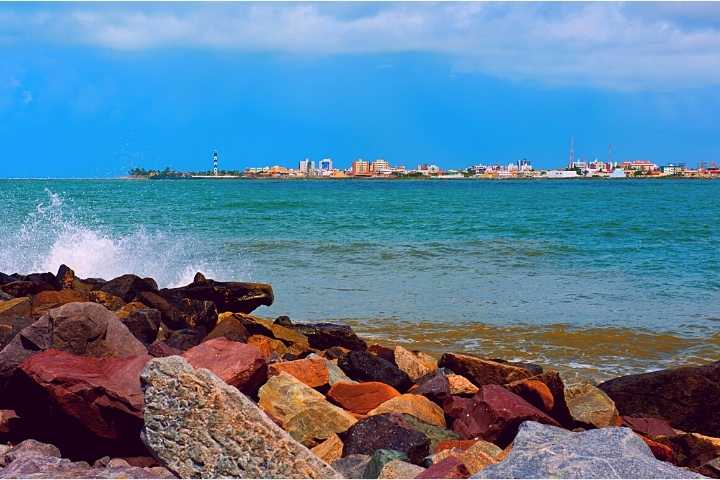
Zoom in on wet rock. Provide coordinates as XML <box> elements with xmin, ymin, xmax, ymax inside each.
<box><xmin>394</xmin><ymin>346</ymin><xmax>437</xmax><ymax>382</ymax></box>
<box><xmin>1</xmin><ymin>274</ymin><xmax>58</xmax><ymax>298</ymax></box>
<box><xmin>13</xmin><ymin>350</ymin><xmax>150</xmax><ymax>458</ymax></box>
<box><xmin>622</xmin><ymin>416</ymin><xmax>677</xmax><ymax>438</ymax></box>
<box><xmin>474</xmin><ymin>421</ymin><xmax>703</xmax><ymax>479</ymax></box>
<box><xmin>368</xmin><ymin>394</ymin><xmax>446</xmax><ymax>427</ymax></box>
<box><xmin>340</xmin><ymin>413</ymin><xmax>431</xmax><ymax>465</ymax></box>
<box><xmin>31</xmin><ymin>289</ymin><xmax>88</xmax><ymax>317</ymax></box>
<box><xmin>417</xmin><ymin>456</ymin><xmax>469</xmax><ymax>479</ymax></box>
<box><xmin>285</xmin><ymin>402</ymin><xmax>357</xmax><ymax>447</ymax></box>
<box><xmin>137</xmin><ymin>291</ymin><xmax>218</xmax><ymax>333</ymax></box>
<box><xmin>447</xmin><ymin>374</ymin><xmax>479</xmax><ymax>396</ymax></box>
<box><xmin>248</xmin><ymin>334</ymin><xmax>288</xmax><ymax>359</ymax></box>
<box><xmin>311</xmin><ymin>434</ymin><xmax>344</xmax><ymax>464</ymax></box>
<box><xmin>182</xmin><ymin>337</ymin><xmax>267</xmax><ymax>395</ymax></box>
<box><xmin>459</xmin><ymin>440</ymin><xmax>502</xmax><ymax>476</ymax></box>
<box><xmin>100</xmin><ymin>274</ymin><xmax>157</xmax><ymax>303</ymax></box>
<box><xmin>120</xmin><ymin>307</ymin><xmax>161</xmax><ymax>345</ymax></box>
<box><xmin>202</xmin><ymin>314</ymin><xmax>249</xmax><ymax>343</ymax></box>
<box><xmin>294</xmin><ymin>322</ymin><xmax>367</xmax><ymax>351</ymax></box>
<box><xmin>450</xmin><ymin>385</ymin><xmax>560</xmax><ymax>446</ymax></box>
<box><xmin>598</xmin><ymin>361</ymin><xmax>720</xmax><ymax>437</ymax></box>
<box><xmin>268</xmin><ymin>357</ymin><xmax>330</xmax><ymax>388</ymax></box>
<box><xmin>438</xmin><ymin>353</ymin><xmax>532</xmax><ymax>387</ymax></box>
<box><xmin>505</xmin><ymin>379</ymin><xmax>554</xmax><ymax>413</ymax></box>
<box><xmin>378</xmin><ymin>459</ymin><xmax>425</xmax><ymax>479</ymax></box>
<box><xmin>259</xmin><ymin>372</ymin><xmax>327</xmax><ymax>425</ymax></box>
<box><xmin>0</xmin><ymin>297</ymin><xmax>32</xmax><ymax>349</ymax></box>
<box><xmin>161</xmin><ymin>276</ymin><xmax>274</xmax><ymax>314</ymax></box>
<box><xmin>89</xmin><ymin>291</ymin><xmax>126</xmax><ymax>311</ymax></box>
<box><xmin>331</xmin><ymin>454</ymin><xmax>372</xmax><ymax>479</ymax></box>
<box><xmin>364</xmin><ymin>450</ymin><xmax>409</xmax><ymax>479</ymax></box>
<box><xmin>328</xmin><ymin>381</ymin><xmax>401</xmax><ymax>415</ymax></box>
<box><xmin>141</xmin><ymin>355</ymin><xmax>339</xmax><ymax>478</ymax></box>
<box><xmin>398</xmin><ymin>414</ymin><xmax>460</xmax><ymax>452</ymax></box>
<box><xmin>339</xmin><ymin>351</ymin><xmax>412</xmax><ymax>392</ymax></box>
<box><xmin>55</xmin><ymin>265</ymin><xmax>75</xmax><ymax>290</ymax></box>
<box><xmin>565</xmin><ymin>382</ymin><xmax>620</xmax><ymax>428</ymax></box>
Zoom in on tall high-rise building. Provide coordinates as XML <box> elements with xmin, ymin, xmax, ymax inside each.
<box><xmin>299</xmin><ymin>158</ymin><xmax>314</xmax><ymax>173</ymax></box>
<box><xmin>370</xmin><ymin>159</ymin><xmax>390</xmax><ymax>173</ymax></box>
<box><xmin>212</xmin><ymin>150</ymin><xmax>219</xmax><ymax>176</ymax></box>
<box><xmin>319</xmin><ymin>158</ymin><xmax>333</xmax><ymax>171</ymax></box>
<box><xmin>351</xmin><ymin>159</ymin><xmax>370</xmax><ymax>175</ymax></box>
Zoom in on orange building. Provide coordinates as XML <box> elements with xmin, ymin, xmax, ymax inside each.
<box><xmin>351</xmin><ymin>159</ymin><xmax>370</xmax><ymax>176</ymax></box>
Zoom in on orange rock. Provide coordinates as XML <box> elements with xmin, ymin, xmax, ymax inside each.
<box><xmin>89</xmin><ymin>290</ymin><xmax>127</xmax><ymax>311</ymax></box>
<box><xmin>268</xmin><ymin>357</ymin><xmax>329</xmax><ymax>388</ymax></box>
<box><xmin>327</xmin><ymin>381</ymin><xmax>401</xmax><ymax>415</ymax></box>
<box><xmin>459</xmin><ymin>440</ymin><xmax>502</xmax><ymax>475</ymax></box>
<box><xmin>639</xmin><ymin>434</ymin><xmax>675</xmax><ymax>463</ymax></box>
<box><xmin>505</xmin><ymin>378</ymin><xmax>555</xmax><ymax>413</ymax></box>
<box><xmin>447</xmin><ymin>374</ymin><xmax>479</xmax><ymax>395</ymax></box>
<box><xmin>434</xmin><ymin>439</ymin><xmax>478</xmax><ymax>454</ymax></box>
<box><xmin>248</xmin><ymin>334</ymin><xmax>288</xmax><ymax>359</ymax></box>
<box><xmin>368</xmin><ymin>393</ymin><xmax>446</xmax><ymax>427</ymax></box>
<box><xmin>31</xmin><ymin>289</ymin><xmax>88</xmax><ymax>316</ymax></box>
<box><xmin>114</xmin><ymin>301</ymin><xmax>148</xmax><ymax>319</ymax></box>
<box><xmin>310</xmin><ymin>433</ymin><xmax>344</xmax><ymax>463</ymax></box>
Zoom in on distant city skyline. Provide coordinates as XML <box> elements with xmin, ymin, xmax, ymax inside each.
<box><xmin>1</xmin><ymin>2</ymin><xmax>719</xmax><ymax>178</ymax></box>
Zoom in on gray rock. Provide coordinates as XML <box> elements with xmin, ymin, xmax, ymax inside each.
<box><xmin>1</xmin><ymin>439</ymin><xmax>60</xmax><ymax>465</ymax></box>
<box><xmin>141</xmin><ymin>355</ymin><xmax>340</xmax><ymax>479</ymax></box>
<box><xmin>331</xmin><ymin>454</ymin><xmax>372</xmax><ymax>479</ymax></box>
<box><xmin>0</xmin><ymin>455</ymin><xmax>175</xmax><ymax>478</ymax></box>
<box><xmin>474</xmin><ymin>421</ymin><xmax>705</xmax><ymax>479</ymax></box>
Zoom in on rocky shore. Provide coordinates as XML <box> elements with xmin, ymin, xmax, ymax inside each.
<box><xmin>0</xmin><ymin>266</ymin><xmax>718</xmax><ymax>479</ymax></box>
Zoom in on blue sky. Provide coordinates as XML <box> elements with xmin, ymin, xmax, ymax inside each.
<box><xmin>1</xmin><ymin>2</ymin><xmax>720</xmax><ymax>177</ymax></box>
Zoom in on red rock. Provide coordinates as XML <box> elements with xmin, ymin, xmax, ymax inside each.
<box><xmin>433</xmin><ymin>439</ymin><xmax>478</xmax><ymax>454</ymax></box>
<box><xmin>639</xmin><ymin>433</ymin><xmax>675</xmax><ymax>463</ymax></box>
<box><xmin>268</xmin><ymin>357</ymin><xmax>329</xmax><ymax>388</ymax></box>
<box><xmin>13</xmin><ymin>349</ymin><xmax>150</xmax><ymax>459</ymax></box>
<box><xmin>622</xmin><ymin>416</ymin><xmax>677</xmax><ymax>437</ymax></box>
<box><xmin>147</xmin><ymin>341</ymin><xmax>183</xmax><ymax>357</ymax></box>
<box><xmin>450</xmin><ymin>385</ymin><xmax>560</xmax><ymax>446</ymax></box>
<box><xmin>505</xmin><ymin>378</ymin><xmax>555</xmax><ymax>413</ymax></box>
<box><xmin>438</xmin><ymin>353</ymin><xmax>533</xmax><ymax>387</ymax></box>
<box><xmin>416</xmin><ymin>456</ymin><xmax>469</xmax><ymax>479</ymax></box>
<box><xmin>328</xmin><ymin>381</ymin><xmax>401</xmax><ymax>415</ymax></box>
<box><xmin>443</xmin><ymin>396</ymin><xmax>476</xmax><ymax>419</ymax></box>
<box><xmin>182</xmin><ymin>337</ymin><xmax>267</xmax><ymax>395</ymax></box>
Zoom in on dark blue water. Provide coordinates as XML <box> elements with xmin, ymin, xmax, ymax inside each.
<box><xmin>1</xmin><ymin>179</ymin><xmax>718</xmax><ymax>379</ymax></box>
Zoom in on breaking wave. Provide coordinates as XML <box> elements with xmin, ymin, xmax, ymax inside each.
<box><xmin>0</xmin><ymin>189</ymin><xmax>231</xmax><ymax>287</ymax></box>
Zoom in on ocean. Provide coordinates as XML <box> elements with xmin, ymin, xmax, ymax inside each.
<box><xmin>1</xmin><ymin>178</ymin><xmax>718</xmax><ymax>381</ymax></box>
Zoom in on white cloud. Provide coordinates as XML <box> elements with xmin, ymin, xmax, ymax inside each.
<box><xmin>2</xmin><ymin>3</ymin><xmax>720</xmax><ymax>90</ymax></box>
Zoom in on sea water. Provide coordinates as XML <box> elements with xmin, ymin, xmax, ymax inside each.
<box><xmin>1</xmin><ymin>179</ymin><xmax>718</xmax><ymax>380</ymax></box>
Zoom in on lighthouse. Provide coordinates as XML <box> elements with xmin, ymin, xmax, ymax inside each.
<box><xmin>212</xmin><ymin>150</ymin><xmax>219</xmax><ymax>176</ymax></box>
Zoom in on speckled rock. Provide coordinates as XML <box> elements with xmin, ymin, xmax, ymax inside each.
<box><xmin>394</xmin><ymin>346</ymin><xmax>437</xmax><ymax>382</ymax></box>
<box><xmin>565</xmin><ymin>382</ymin><xmax>620</xmax><ymax>428</ymax></box>
<box><xmin>89</xmin><ymin>291</ymin><xmax>126</xmax><ymax>311</ymax></box>
<box><xmin>140</xmin><ymin>356</ymin><xmax>340</xmax><ymax>478</ymax></box>
<box><xmin>341</xmin><ymin>413</ymin><xmax>431</xmax><ymax>465</ymax></box>
<box><xmin>473</xmin><ymin>421</ymin><xmax>704</xmax><ymax>479</ymax></box>
<box><xmin>331</xmin><ymin>454</ymin><xmax>372</xmax><ymax>479</ymax></box>
<box><xmin>258</xmin><ymin>372</ymin><xmax>327</xmax><ymax>425</ymax></box>
<box><xmin>364</xmin><ymin>450</ymin><xmax>409</xmax><ymax>479</ymax></box>
<box><xmin>378</xmin><ymin>459</ymin><xmax>425</xmax><ymax>479</ymax></box>
<box><xmin>310</xmin><ymin>434</ymin><xmax>344</xmax><ymax>464</ymax></box>
<box><xmin>438</xmin><ymin>353</ymin><xmax>532</xmax><ymax>387</ymax></box>
<box><xmin>0</xmin><ymin>455</ymin><xmax>175</xmax><ymax>478</ymax></box>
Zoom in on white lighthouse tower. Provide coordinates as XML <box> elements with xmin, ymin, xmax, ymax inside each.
<box><xmin>212</xmin><ymin>150</ymin><xmax>219</xmax><ymax>176</ymax></box>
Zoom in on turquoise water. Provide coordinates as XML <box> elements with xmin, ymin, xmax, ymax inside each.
<box><xmin>1</xmin><ymin>179</ymin><xmax>718</xmax><ymax>379</ymax></box>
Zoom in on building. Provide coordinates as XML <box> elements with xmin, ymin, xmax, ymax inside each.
<box><xmin>370</xmin><ymin>159</ymin><xmax>390</xmax><ymax>174</ymax></box>
<box><xmin>298</xmin><ymin>158</ymin><xmax>315</xmax><ymax>175</ymax></box>
<box><xmin>619</xmin><ymin>160</ymin><xmax>658</xmax><ymax>173</ymax></box>
<box><xmin>319</xmin><ymin>158</ymin><xmax>333</xmax><ymax>171</ymax></box>
<box><xmin>351</xmin><ymin>159</ymin><xmax>370</xmax><ymax>176</ymax></box>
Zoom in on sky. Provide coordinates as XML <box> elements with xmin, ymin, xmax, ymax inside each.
<box><xmin>1</xmin><ymin>2</ymin><xmax>720</xmax><ymax>177</ymax></box>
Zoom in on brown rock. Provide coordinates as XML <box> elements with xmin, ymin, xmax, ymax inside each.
<box><xmin>394</xmin><ymin>346</ymin><xmax>437</xmax><ymax>382</ymax></box>
<box><xmin>89</xmin><ymin>290</ymin><xmax>126</xmax><ymax>311</ymax></box>
<box><xmin>31</xmin><ymin>289</ymin><xmax>88</xmax><ymax>317</ymax></box>
<box><xmin>311</xmin><ymin>434</ymin><xmax>344</xmax><ymax>464</ymax></box>
<box><xmin>258</xmin><ymin>372</ymin><xmax>328</xmax><ymax>425</ymax></box>
<box><xmin>159</xmin><ymin>276</ymin><xmax>274</xmax><ymax>314</ymax></box>
<box><xmin>147</xmin><ymin>341</ymin><xmax>183</xmax><ymax>358</ymax></box>
<box><xmin>565</xmin><ymin>382</ymin><xmax>620</xmax><ymax>428</ymax></box>
<box><xmin>248</xmin><ymin>334</ymin><xmax>288</xmax><ymax>359</ymax></box>
<box><xmin>368</xmin><ymin>394</ymin><xmax>446</xmax><ymax>427</ymax></box>
<box><xmin>182</xmin><ymin>337</ymin><xmax>267</xmax><ymax>395</ymax></box>
<box><xmin>459</xmin><ymin>440</ymin><xmax>502</xmax><ymax>475</ymax></box>
<box><xmin>434</xmin><ymin>439</ymin><xmax>478</xmax><ymax>454</ymax></box>
<box><xmin>447</xmin><ymin>374</ymin><xmax>479</xmax><ymax>396</ymax></box>
<box><xmin>100</xmin><ymin>274</ymin><xmax>157</xmax><ymax>303</ymax></box>
<box><xmin>622</xmin><ymin>416</ymin><xmax>677</xmax><ymax>437</ymax></box>
<box><xmin>0</xmin><ymin>297</ymin><xmax>32</xmax><ymax>349</ymax></box>
<box><xmin>438</xmin><ymin>353</ymin><xmax>532</xmax><ymax>387</ymax></box>
<box><xmin>656</xmin><ymin>432</ymin><xmax>720</xmax><ymax>469</ymax></box>
<box><xmin>285</xmin><ymin>403</ymin><xmax>357</xmax><ymax>447</ymax></box>
<box><xmin>505</xmin><ymin>378</ymin><xmax>555</xmax><ymax>413</ymax></box>
<box><xmin>598</xmin><ymin>360</ymin><xmax>720</xmax><ymax>437</ymax></box>
<box><xmin>328</xmin><ymin>381</ymin><xmax>401</xmax><ymax>415</ymax></box>
<box><xmin>416</xmin><ymin>456</ymin><xmax>469</xmax><ymax>479</ymax></box>
<box><xmin>368</xmin><ymin>344</ymin><xmax>396</xmax><ymax>364</ymax></box>
<box><xmin>268</xmin><ymin>357</ymin><xmax>330</xmax><ymax>388</ymax></box>
<box><xmin>639</xmin><ymin>434</ymin><xmax>676</xmax><ymax>463</ymax></box>
<box><xmin>526</xmin><ymin>369</ymin><xmax>574</xmax><ymax>428</ymax></box>
<box><xmin>203</xmin><ymin>314</ymin><xmax>250</xmax><ymax>342</ymax></box>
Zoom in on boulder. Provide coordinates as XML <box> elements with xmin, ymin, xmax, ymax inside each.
<box><xmin>331</xmin><ymin>455</ymin><xmax>372</xmax><ymax>479</ymax></box>
<box><xmin>438</xmin><ymin>353</ymin><xmax>532</xmax><ymax>387</ymax></box>
<box><xmin>598</xmin><ymin>361</ymin><xmax>720</xmax><ymax>437</ymax></box>
<box><xmin>284</xmin><ymin>403</ymin><xmax>357</xmax><ymax>447</ymax></box>
<box><xmin>328</xmin><ymin>381</ymin><xmax>401</xmax><ymax>415</ymax></box>
<box><xmin>524</xmin><ymin>369</ymin><xmax>574</xmax><ymax>428</ymax></box>
<box><xmin>88</xmin><ymin>291</ymin><xmax>126</xmax><ymax>311</ymax></box>
<box><xmin>447</xmin><ymin>374</ymin><xmax>479</xmax><ymax>396</ymax></box>
<box><xmin>378</xmin><ymin>459</ymin><xmax>425</xmax><ymax>479</ymax></box>
<box><xmin>182</xmin><ymin>338</ymin><xmax>267</xmax><ymax>395</ymax></box>
<box><xmin>0</xmin><ymin>439</ymin><xmax>61</xmax><ymax>464</ymax></box>
<box><xmin>505</xmin><ymin>379</ymin><xmax>554</xmax><ymax>413</ymax></box>
<box><xmin>147</xmin><ymin>341</ymin><xmax>182</xmax><ymax>358</ymax></box>
<box><xmin>398</xmin><ymin>414</ymin><xmax>460</xmax><ymax>452</ymax></box>
<box><xmin>368</xmin><ymin>344</ymin><xmax>397</xmax><ymax>364</ymax></box>
<box><xmin>311</xmin><ymin>434</ymin><xmax>344</xmax><ymax>464</ymax></box>
<box><xmin>449</xmin><ymin>385</ymin><xmax>560</xmax><ymax>446</ymax></box>
<box><xmin>394</xmin><ymin>346</ymin><xmax>437</xmax><ymax>382</ymax></box>
<box><xmin>622</xmin><ymin>416</ymin><xmax>677</xmax><ymax>438</ymax></box>
<box><xmin>258</xmin><ymin>372</ymin><xmax>327</xmax><ymax>425</ymax></box>
<box><xmin>340</xmin><ymin>413</ymin><xmax>431</xmax><ymax>465</ymax></box>
<box><xmin>434</xmin><ymin>440</ymin><xmax>479</xmax><ymax>454</ymax></box>
<box><xmin>248</xmin><ymin>334</ymin><xmax>288</xmax><ymax>359</ymax></box>
<box><xmin>55</xmin><ymin>264</ymin><xmax>75</xmax><ymax>289</ymax></box>
<box><xmin>268</xmin><ymin>357</ymin><xmax>330</xmax><ymax>388</ymax></box>
<box><xmin>656</xmin><ymin>432</ymin><xmax>720</xmax><ymax>469</ymax></box>
<box><xmin>120</xmin><ymin>307</ymin><xmax>161</xmax><ymax>345</ymax></box>
<box><xmin>99</xmin><ymin>275</ymin><xmax>157</xmax><ymax>303</ymax></box>
<box><xmin>202</xmin><ymin>314</ymin><xmax>249</xmax><ymax>343</ymax></box>
<box><xmin>0</xmin><ymin>297</ymin><xmax>32</xmax><ymax>349</ymax></box>
<box><xmin>294</xmin><ymin>322</ymin><xmax>367</xmax><ymax>351</ymax></box>
<box><xmin>31</xmin><ymin>289</ymin><xmax>88</xmax><ymax>317</ymax></box>
<box><xmin>308</xmin><ymin>353</ymin><xmax>355</xmax><ymax>385</ymax></box>
<box><xmin>459</xmin><ymin>440</ymin><xmax>502</xmax><ymax>476</ymax></box>
<box><xmin>410</xmin><ymin>370</ymin><xmax>451</xmax><ymax>404</ymax></box>
<box><xmin>565</xmin><ymin>382</ymin><xmax>620</xmax><ymax>428</ymax></box>
<box><xmin>160</xmin><ymin>276</ymin><xmax>274</xmax><ymax>314</ymax></box>
<box><xmin>162</xmin><ymin>327</ymin><xmax>207</xmax><ymax>351</ymax></box>
<box><xmin>368</xmin><ymin>394</ymin><xmax>446</xmax><ymax>427</ymax></box>
<box><xmin>0</xmin><ymin>455</ymin><xmax>174</xmax><ymax>478</ymax></box>
<box><xmin>13</xmin><ymin>349</ymin><xmax>150</xmax><ymax>459</ymax></box>
<box><xmin>140</xmin><ymin>355</ymin><xmax>339</xmax><ymax>478</ymax></box>
<box><xmin>416</xmin><ymin>457</ymin><xmax>469</xmax><ymax>479</ymax></box>
<box><xmin>0</xmin><ymin>410</ymin><xmax>24</xmax><ymax>442</ymax></box>
<box><xmin>339</xmin><ymin>351</ymin><xmax>412</xmax><ymax>392</ymax></box>
<box><xmin>1</xmin><ymin>273</ymin><xmax>58</xmax><ymax>298</ymax></box>
<box><xmin>364</xmin><ymin>450</ymin><xmax>409</xmax><ymax>479</ymax></box>
<box><xmin>474</xmin><ymin>421</ymin><xmax>703</xmax><ymax>479</ymax></box>
<box><xmin>136</xmin><ymin>291</ymin><xmax>217</xmax><ymax>333</ymax></box>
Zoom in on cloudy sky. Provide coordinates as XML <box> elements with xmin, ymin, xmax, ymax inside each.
<box><xmin>1</xmin><ymin>2</ymin><xmax>719</xmax><ymax>176</ymax></box>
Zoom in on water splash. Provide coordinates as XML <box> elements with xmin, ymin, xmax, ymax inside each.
<box><xmin>0</xmin><ymin>189</ymin><xmax>229</xmax><ymax>287</ymax></box>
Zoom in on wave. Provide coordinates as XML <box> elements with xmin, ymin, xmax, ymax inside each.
<box><xmin>0</xmin><ymin>189</ymin><xmax>233</xmax><ymax>287</ymax></box>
